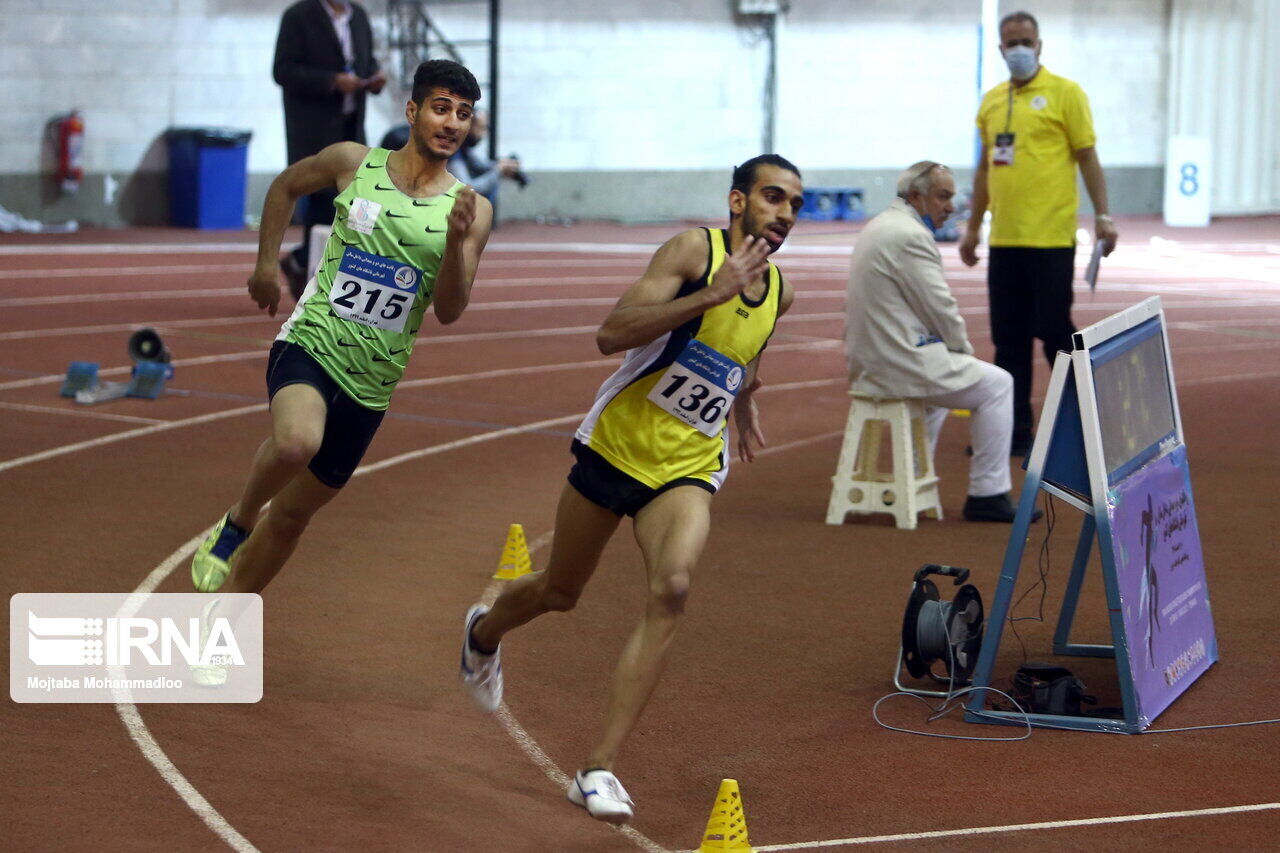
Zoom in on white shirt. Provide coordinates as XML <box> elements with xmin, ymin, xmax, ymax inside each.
<box><xmin>323</xmin><ymin>0</ymin><xmax>356</xmax><ymax>115</ymax></box>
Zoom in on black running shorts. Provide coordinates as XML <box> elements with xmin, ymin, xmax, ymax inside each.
<box><xmin>567</xmin><ymin>440</ymin><xmax>714</xmax><ymax>518</ymax></box>
<box><xmin>265</xmin><ymin>341</ymin><xmax>386</xmax><ymax>488</ymax></box>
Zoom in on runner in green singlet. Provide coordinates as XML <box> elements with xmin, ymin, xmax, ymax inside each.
<box><xmin>190</xmin><ymin>59</ymin><xmax>492</xmax><ymax>596</ymax></box>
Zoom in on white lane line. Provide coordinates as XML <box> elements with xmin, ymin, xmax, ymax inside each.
<box><xmin>749</xmin><ymin>802</ymin><xmax>1280</xmax><ymax>851</ymax></box>
<box><xmin>112</xmin><ymin>413</ymin><xmax>601</xmax><ymax>853</ymax></box>
<box><xmin>481</xmin><ymin>531</ymin><xmax>669</xmax><ymax>853</ymax></box>
<box><xmin>0</xmin><ymin>400</ymin><xmax>167</xmax><ymax>425</ymax></box>
<box><xmin>0</xmin><ymin>275</ymin><xmax>639</xmax><ymax>303</ymax></box>
<box><xmin>0</xmin><ymin>404</ymin><xmax>265</xmax><ymax>474</ymax></box>
<box><xmin>0</xmin><ymin>350</ymin><xmax>266</xmax><ymax>392</ymax></box>
<box><xmin>0</xmin><ymin>264</ymin><xmax>251</xmax><ymax>281</ymax></box>
<box><xmin>0</xmin><ymin>314</ymin><xmax>272</xmax><ymax>342</ymax></box>
<box><xmin>108</xmin><ymin>383</ymin><xmax>850</xmax><ymax>852</ymax></box>
<box><xmin>112</xmin><ymin>528</ymin><xmax>258</xmax><ymax>853</ymax></box>
<box><xmin>0</xmin><ymin>288</ymin><xmax>246</xmax><ymax>307</ymax></box>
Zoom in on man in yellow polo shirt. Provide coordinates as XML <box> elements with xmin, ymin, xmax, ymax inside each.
<box><xmin>960</xmin><ymin>10</ymin><xmax>1119</xmax><ymax>456</ymax></box>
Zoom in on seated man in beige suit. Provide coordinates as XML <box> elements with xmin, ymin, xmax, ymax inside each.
<box><xmin>845</xmin><ymin>161</ymin><xmax>1036</xmax><ymax>523</ymax></box>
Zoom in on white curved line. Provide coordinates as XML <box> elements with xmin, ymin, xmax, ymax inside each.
<box><xmin>0</xmin><ymin>404</ymin><xmax>266</xmax><ymax>475</ymax></box>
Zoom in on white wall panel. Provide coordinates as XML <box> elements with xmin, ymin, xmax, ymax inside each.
<box><xmin>1168</xmin><ymin>0</ymin><xmax>1280</xmax><ymax>213</ymax></box>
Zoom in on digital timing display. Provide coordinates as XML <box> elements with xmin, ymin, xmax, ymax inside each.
<box><xmin>1091</xmin><ymin>326</ymin><xmax>1176</xmax><ymax>477</ymax></box>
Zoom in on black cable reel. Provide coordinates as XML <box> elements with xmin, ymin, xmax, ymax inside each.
<box><xmin>894</xmin><ymin>564</ymin><xmax>985</xmax><ymax>698</ymax></box>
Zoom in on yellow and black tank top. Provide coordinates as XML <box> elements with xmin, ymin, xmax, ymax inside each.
<box><xmin>575</xmin><ymin>228</ymin><xmax>783</xmax><ymax>489</ymax></box>
<box><xmin>277</xmin><ymin>148</ymin><xmax>462</xmax><ymax>410</ymax></box>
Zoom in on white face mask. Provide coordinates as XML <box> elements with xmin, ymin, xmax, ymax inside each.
<box><xmin>1004</xmin><ymin>45</ymin><xmax>1039</xmax><ymax>80</ymax></box>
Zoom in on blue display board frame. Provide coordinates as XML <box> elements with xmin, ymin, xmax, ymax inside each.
<box><xmin>964</xmin><ymin>297</ymin><xmax>1218</xmax><ymax>733</ymax></box>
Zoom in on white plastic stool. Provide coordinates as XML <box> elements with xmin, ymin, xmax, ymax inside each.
<box><xmin>826</xmin><ymin>392</ymin><xmax>943</xmax><ymax>530</ymax></box>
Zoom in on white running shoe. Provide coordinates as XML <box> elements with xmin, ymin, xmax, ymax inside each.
<box><xmin>567</xmin><ymin>768</ymin><xmax>635</xmax><ymax>824</ymax></box>
<box><xmin>459</xmin><ymin>604</ymin><xmax>503</xmax><ymax>712</ymax></box>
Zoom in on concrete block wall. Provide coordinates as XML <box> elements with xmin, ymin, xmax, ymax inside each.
<box><xmin>0</xmin><ymin>0</ymin><xmax>1170</xmax><ymax>227</ymax></box>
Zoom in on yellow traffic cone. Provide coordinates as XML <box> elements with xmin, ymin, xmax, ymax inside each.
<box><xmin>697</xmin><ymin>778</ymin><xmax>753</xmax><ymax>852</ymax></box>
<box><xmin>492</xmin><ymin>523</ymin><xmax>532</xmax><ymax>580</ymax></box>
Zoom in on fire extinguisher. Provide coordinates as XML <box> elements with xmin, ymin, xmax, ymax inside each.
<box><xmin>57</xmin><ymin>111</ymin><xmax>85</xmax><ymax>194</ymax></box>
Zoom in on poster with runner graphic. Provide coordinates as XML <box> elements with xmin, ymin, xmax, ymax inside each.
<box><xmin>1107</xmin><ymin>444</ymin><xmax>1218</xmax><ymax>725</ymax></box>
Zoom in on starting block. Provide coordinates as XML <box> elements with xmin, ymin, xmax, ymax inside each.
<box><xmin>60</xmin><ymin>328</ymin><xmax>174</xmax><ymax>405</ymax></box>
<box><xmin>60</xmin><ymin>361</ymin><xmax>100</xmax><ymax>397</ymax></box>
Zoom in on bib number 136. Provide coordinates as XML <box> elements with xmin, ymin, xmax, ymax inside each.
<box><xmin>646</xmin><ymin>340</ymin><xmax>744</xmax><ymax>437</ymax></box>
<box><xmin>330</xmin><ymin>247</ymin><xmax>421</xmax><ymax>334</ymax></box>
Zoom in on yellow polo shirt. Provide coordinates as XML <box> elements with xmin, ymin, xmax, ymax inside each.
<box><xmin>976</xmin><ymin>67</ymin><xmax>1096</xmax><ymax>248</ymax></box>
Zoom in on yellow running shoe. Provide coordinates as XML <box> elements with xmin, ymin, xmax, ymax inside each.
<box><xmin>191</xmin><ymin>514</ymin><xmax>249</xmax><ymax>592</ymax></box>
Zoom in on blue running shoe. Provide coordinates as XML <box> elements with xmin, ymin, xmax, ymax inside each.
<box><xmin>191</xmin><ymin>514</ymin><xmax>249</xmax><ymax>592</ymax></box>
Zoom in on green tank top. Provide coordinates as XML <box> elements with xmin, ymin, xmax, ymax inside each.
<box><xmin>277</xmin><ymin>148</ymin><xmax>462</xmax><ymax>410</ymax></box>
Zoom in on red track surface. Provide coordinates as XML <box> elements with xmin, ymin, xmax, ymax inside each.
<box><xmin>2</xmin><ymin>217</ymin><xmax>1279</xmax><ymax>852</ymax></box>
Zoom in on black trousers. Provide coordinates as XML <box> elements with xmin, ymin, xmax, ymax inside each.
<box><xmin>291</xmin><ymin>112</ymin><xmax>361</xmax><ymax>269</ymax></box>
<box><xmin>987</xmin><ymin>246</ymin><xmax>1076</xmax><ymax>440</ymax></box>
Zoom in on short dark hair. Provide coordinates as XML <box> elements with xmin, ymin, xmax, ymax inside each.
<box><xmin>731</xmin><ymin>154</ymin><xmax>802</xmax><ymax>195</ymax></box>
<box><xmin>411</xmin><ymin>60</ymin><xmax>481</xmax><ymax>105</ymax></box>
<box><xmin>999</xmin><ymin>11</ymin><xmax>1039</xmax><ymax>35</ymax></box>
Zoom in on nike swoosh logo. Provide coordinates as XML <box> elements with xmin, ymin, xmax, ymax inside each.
<box><xmin>345</xmin><ymin>366</ymin><xmax>368</xmax><ymax>375</ymax></box>
<box><xmin>381</xmin><ymin>379</ymin><xmax>397</xmax><ymax>386</ymax></box>
<box><xmin>337</xmin><ymin>339</ymin><xmax>359</xmax><ymax>347</ymax></box>
<box><xmin>304</xmin><ymin>320</ymin><xmax>321</xmax><ymax>328</ymax></box>
<box><xmin>326</xmin><ymin>257</ymin><xmax>341</xmax><ymax>264</ymax></box>
<box><xmin>375</xmin><ymin>183</ymin><xmax>397</xmax><ymax>192</ymax></box>
<box><xmin>385</xmin><ymin>211</ymin><xmax>410</xmax><ymax>218</ymax></box>
<box><xmin>359</xmin><ymin>331</ymin><xmax>377</xmax><ymax>340</ymax></box>
<box><xmin>408</xmin><ymin>327</ymin><xmax>420</xmax><ymax>335</ymax></box>
<box><xmin>312</xmin><ymin>349</ymin><xmax>333</xmax><ymax>358</ymax></box>
<box><xmin>364</xmin><ymin>162</ymin><xmax>382</xmax><ymax>169</ymax></box>
<box><xmin>411</xmin><ymin>200</ymin><xmax>436</xmax><ymax>207</ymax></box>
<box><xmin>372</xmin><ymin>354</ymin><xmax>390</xmax><ymax>362</ymax></box>
<box><xmin>389</xmin><ymin>347</ymin><xmax>406</xmax><ymax>355</ymax></box>
<box><xmin>424</xmin><ymin>227</ymin><xmax>445</xmax><ymax>233</ymax></box>
<box><xmin>399</xmin><ymin>239</ymin><xmax>424</xmax><ymax>247</ymax></box>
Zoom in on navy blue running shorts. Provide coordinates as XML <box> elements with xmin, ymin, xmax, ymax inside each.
<box><xmin>265</xmin><ymin>341</ymin><xmax>385</xmax><ymax>488</ymax></box>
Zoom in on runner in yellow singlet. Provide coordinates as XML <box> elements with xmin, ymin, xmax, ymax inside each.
<box><xmin>460</xmin><ymin>155</ymin><xmax>804</xmax><ymax>825</ymax></box>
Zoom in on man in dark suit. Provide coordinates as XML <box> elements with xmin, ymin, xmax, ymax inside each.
<box><xmin>273</xmin><ymin>0</ymin><xmax>387</xmax><ymax>298</ymax></box>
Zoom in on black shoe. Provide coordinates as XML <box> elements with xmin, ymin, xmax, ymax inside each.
<box><xmin>963</xmin><ymin>493</ymin><xmax>1043</xmax><ymax>523</ymax></box>
<box><xmin>280</xmin><ymin>254</ymin><xmax>307</xmax><ymax>300</ymax></box>
<box><xmin>1010</xmin><ymin>432</ymin><xmax>1034</xmax><ymax>458</ymax></box>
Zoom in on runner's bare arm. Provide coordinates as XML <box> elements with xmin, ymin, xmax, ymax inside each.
<box><xmin>735</xmin><ymin>277</ymin><xmax>791</xmax><ymax>462</ymax></box>
<box><xmin>433</xmin><ymin>187</ymin><xmax>493</xmax><ymax>324</ymax></box>
<box><xmin>596</xmin><ymin>230</ymin><xmax>772</xmax><ymax>355</ymax></box>
<box><xmin>248</xmin><ymin>142</ymin><xmax>367</xmax><ymax>316</ymax></box>
<box><xmin>733</xmin><ymin>356</ymin><xmax>766</xmax><ymax>463</ymax></box>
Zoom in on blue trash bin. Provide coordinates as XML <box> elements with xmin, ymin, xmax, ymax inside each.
<box><xmin>167</xmin><ymin>127</ymin><xmax>252</xmax><ymax>229</ymax></box>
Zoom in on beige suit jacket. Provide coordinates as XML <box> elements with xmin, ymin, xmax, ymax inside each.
<box><xmin>845</xmin><ymin>198</ymin><xmax>986</xmax><ymax>397</ymax></box>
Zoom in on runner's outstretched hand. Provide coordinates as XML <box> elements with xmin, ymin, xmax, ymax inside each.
<box><xmin>707</xmin><ymin>235</ymin><xmax>771</xmax><ymax>305</ymax></box>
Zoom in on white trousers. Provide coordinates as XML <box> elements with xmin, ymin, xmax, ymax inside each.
<box><xmin>920</xmin><ymin>360</ymin><xmax>1014</xmax><ymax>498</ymax></box>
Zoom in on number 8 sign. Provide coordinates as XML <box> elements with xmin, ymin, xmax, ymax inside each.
<box><xmin>1163</xmin><ymin>136</ymin><xmax>1211</xmax><ymax>227</ymax></box>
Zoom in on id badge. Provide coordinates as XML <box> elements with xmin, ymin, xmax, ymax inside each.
<box><xmin>328</xmin><ymin>247</ymin><xmax>421</xmax><ymax>333</ymax></box>
<box><xmin>646</xmin><ymin>339</ymin><xmax>744</xmax><ymax>437</ymax></box>
<box><xmin>992</xmin><ymin>132</ymin><xmax>1015</xmax><ymax>167</ymax></box>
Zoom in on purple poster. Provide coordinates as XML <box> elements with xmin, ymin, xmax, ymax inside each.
<box><xmin>1106</xmin><ymin>444</ymin><xmax>1218</xmax><ymax>726</ymax></box>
